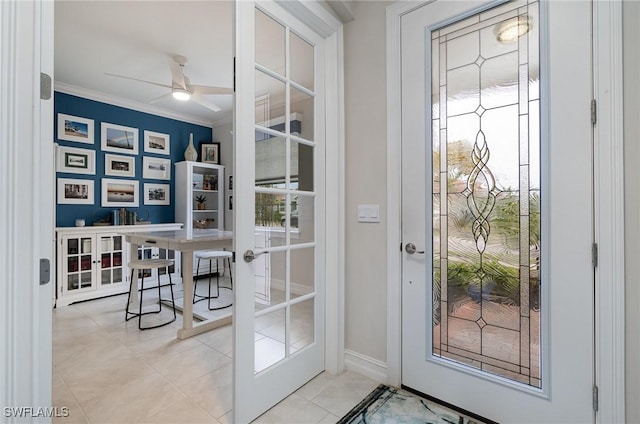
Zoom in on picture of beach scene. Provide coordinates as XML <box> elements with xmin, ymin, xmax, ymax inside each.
<box><xmin>106</xmin><ymin>182</ymin><xmax>135</xmax><ymax>202</ymax></box>
<box><xmin>101</xmin><ymin>178</ymin><xmax>139</xmax><ymax>207</ymax></box>
<box><xmin>57</xmin><ymin>114</ymin><xmax>94</xmax><ymax>144</ymax></box>
<box><xmin>101</xmin><ymin>123</ymin><xmax>139</xmax><ymax>154</ymax></box>
<box><xmin>106</xmin><ymin>128</ymin><xmax>135</xmax><ymax>150</ymax></box>
<box><xmin>63</xmin><ymin>119</ymin><xmax>89</xmax><ymax>139</ymax></box>
<box><xmin>148</xmin><ymin>135</ymin><xmax>166</xmax><ymax>150</ymax></box>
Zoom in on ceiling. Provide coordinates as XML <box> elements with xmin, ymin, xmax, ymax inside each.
<box><xmin>55</xmin><ymin>1</ymin><xmax>234</xmax><ymax>126</ymax></box>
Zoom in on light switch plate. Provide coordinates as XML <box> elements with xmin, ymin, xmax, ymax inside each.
<box><xmin>358</xmin><ymin>204</ymin><xmax>380</xmax><ymax>223</ymax></box>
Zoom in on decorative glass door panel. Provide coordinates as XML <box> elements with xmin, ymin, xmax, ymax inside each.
<box><xmin>253</xmin><ymin>6</ymin><xmax>317</xmax><ymax>376</ymax></box>
<box><xmin>431</xmin><ymin>0</ymin><xmax>540</xmax><ymax>387</ymax></box>
<box><xmin>64</xmin><ymin>236</ymin><xmax>94</xmax><ymax>292</ymax></box>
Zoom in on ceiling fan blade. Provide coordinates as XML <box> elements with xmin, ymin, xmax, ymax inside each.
<box><xmin>148</xmin><ymin>92</ymin><xmax>172</xmax><ymax>104</ymax></box>
<box><xmin>170</xmin><ymin>61</ymin><xmax>187</xmax><ymax>90</ymax></box>
<box><xmin>105</xmin><ymin>73</ymin><xmax>172</xmax><ymax>89</ymax></box>
<box><xmin>191</xmin><ymin>85</ymin><xmax>234</xmax><ymax>96</ymax></box>
<box><xmin>190</xmin><ymin>94</ymin><xmax>221</xmax><ymax>112</ymax></box>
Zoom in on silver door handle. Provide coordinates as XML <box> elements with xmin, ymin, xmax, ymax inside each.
<box><xmin>243</xmin><ymin>249</ymin><xmax>267</xmax><ymax>262</ymax></box>
<box><xmin>405</xmin><ymin>243</ymin><xmax>425</xmax><ymax>254</ymax></box>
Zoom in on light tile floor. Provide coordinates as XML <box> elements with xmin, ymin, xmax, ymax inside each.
<box><xmin>53</xmin><ymin>287</ymin><xmax>378</xmax><ymax>424</ymax></box>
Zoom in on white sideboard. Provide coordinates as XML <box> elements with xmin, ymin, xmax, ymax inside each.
<box><xmin>55</xmin><ymin>223</ymin><xmax>183</xmax><ymax>307</ymax></box>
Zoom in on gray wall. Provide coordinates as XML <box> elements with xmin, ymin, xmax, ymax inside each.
<box><xmin>623</xmin><ymin>1</ymin><xmax>640</xmax><ymax>421</ymax></box>
<box><xmin>343</xmin><ymin>1</ymin><xmax>392</xmax><ymax>363</ymax></box>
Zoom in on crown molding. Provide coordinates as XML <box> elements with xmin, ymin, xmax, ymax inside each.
<box><xmin>54</xmin><ymin>82</ymin><xmax>214</xmax><ymax>128</ymax></box>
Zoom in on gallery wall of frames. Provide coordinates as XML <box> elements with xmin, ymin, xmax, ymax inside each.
<box><xmin>54</xmin><ymin>92</ymin><xmax>213</xmax><ymax>227</ymax></box>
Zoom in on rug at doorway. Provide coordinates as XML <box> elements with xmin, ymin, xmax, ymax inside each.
<box><xmin>337</xmin><ymin>384</ymin><xmax>490</xmax><ymax>424</ymax></box>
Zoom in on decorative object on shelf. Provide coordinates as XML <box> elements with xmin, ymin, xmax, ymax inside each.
<box><xmin>75</xmin><ymin>219</ymin><xmax>85</xmax><ymax>227</ymax></box>
<box><xmin>193</xmin><ymin>218</ymin><xmax>214</xmax><ymax>229</ymax></box>
<box><xmin>203</xmin><ymin>174</ymin><xmax>218</xmax><ymax>190</ymax></box>
<box><xmin>184</xmin><ymin>133</ymin><xmax>198</xmax><ymax>161</ymax></box>
<box><xmin>195</xmin><ymin>195</ymin><xmax>207</xmax><ymax>210</ymax></box>
<box><xmin>200</xmin><ymin>142</ymin><xmax>220</xmax><ymax>164</ymax></box>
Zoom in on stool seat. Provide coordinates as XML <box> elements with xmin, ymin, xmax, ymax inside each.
<box><xmin>125</xmin><ymin>258</ymin><xmax>176</xmax><ymax>330</ymax></box>
<box><xmin>195</xmin><ymin>251</ymin><xmax>232</xmax><ymax>260</ymax></box>
<box><xmin>128</xmin><ymin>259</ymin><xmax>174</xmax><ymax>269</ymax></box>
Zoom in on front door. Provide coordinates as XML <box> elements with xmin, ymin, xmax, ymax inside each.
<box><xmin>401</xmin><ymin>1</ymin><xmax>594</xmax><ymax>421</ymax></box>
<box><xmin>233</xmin><ymin>2</ymin><xmax>326</xmax><ymax>422</ymax></box>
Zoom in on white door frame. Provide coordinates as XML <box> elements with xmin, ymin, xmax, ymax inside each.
<box><xmin>0</xmin><ymin>0</ymin><xmax>55</xmax><ymax>418</ymax></box>
<box><xmin>386</xmin><ymin>1</ymin><xmax>625</xmax><ymax>422</ymax></box>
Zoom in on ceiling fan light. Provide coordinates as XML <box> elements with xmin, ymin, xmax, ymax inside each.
<box><xmin>495</xmin><ymin>15</ymin><xmax>533</xmax><ymax>44</ymax></box>
<box><xmin>172</xmin><ymin>88</ymin><xmax>191</xmax><ymax>101</ymax></box>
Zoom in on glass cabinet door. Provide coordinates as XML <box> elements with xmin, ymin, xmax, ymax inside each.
<box><xmin>98</xmin><ymin>234</ymin><xmax>124</xmax><ymax>287</ymax></box>
<box><xmin>64</xmin><ymin>236</ymin><xmax>94</xmax><ymax>293</ymax></box>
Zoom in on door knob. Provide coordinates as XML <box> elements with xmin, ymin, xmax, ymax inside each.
<box><xmin>405</xmin><ymin>243</ymin><xmax>425</xmax><ymax>254</ymax></box>
<box><xmin>243</xmin><ymin>249</ymin><xmax>266</xmax><ymax>262</ymax></box>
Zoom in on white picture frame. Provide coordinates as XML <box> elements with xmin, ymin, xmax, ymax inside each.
<box><xmin>143</xmin><ymin>183</ymin><xmax>170</xmax><ymax>205</ymax></box>
<box><xmin>143</xmin><ymin>130</ymin><xmax>170</xmax><ymax>155</ymax></box>
<box><xmin>101</xmin><ymin>178</ymin><xmax>139</xmax><ymax>207</ymax></box>
<box><xmin>142</xmin><ymin>156</ymin><xmax>171</xmax><ymax>180</ymax></box>
<box><xmin>104</xmin><ymin>154</ymin><xmax>135</xmax><ymax>178</ymax></box>
<box><xmin>56</xmin><ymin>145</ymin><xmax>96</xmax><ymax>175</ymax></box>
<box><xmin>57</xmin><ymin>178</ymin><xmax>94</xmax><ymax>205</ymax></box>
<box><xmin>101</xmin><ymin>122</ymin><xmax>139</xmax><ymax>155</ymax></box>
<box><xmin>57</xmin><ymin>114</ymin><xmax>94</xmax><ymax>144</ymax></box>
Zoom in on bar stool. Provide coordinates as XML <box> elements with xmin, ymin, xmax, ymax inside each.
<box><xmin>125</xmin><ymin>259</ymin><xmax>176</xmax><ymax>330</ymax></box>
<box><xmin>193</xmin><ymin>250</ymin><xmax>233</xmax><ymax>310</ymax></box>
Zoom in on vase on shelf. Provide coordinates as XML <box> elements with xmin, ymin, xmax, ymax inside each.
<box><xmin>184</xmin><ymin>133</ymin><xmax>197</xmax><ymax>161</ymax></box>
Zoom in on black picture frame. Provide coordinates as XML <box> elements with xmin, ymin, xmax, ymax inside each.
<box><xmin>200</xmin><ymin>142</ymin><xmax>220</xmax><ymax>164</ymax></box>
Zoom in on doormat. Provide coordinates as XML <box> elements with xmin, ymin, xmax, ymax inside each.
<box><xmin>337</xmin><ymin>384</ymin><xmax>490</xmax><ymax>424</ymax></box>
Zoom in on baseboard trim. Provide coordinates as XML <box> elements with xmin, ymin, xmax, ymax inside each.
<box><xmin>344</xmin><ymin>349</ymin><xmax>387</xmax><ymax>383</ymax></box>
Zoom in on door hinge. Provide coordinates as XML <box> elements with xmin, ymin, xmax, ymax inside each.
<box><xmin>40</xmin><ymin>72</ymin><xmax>52</xmax><ymax>100</ymax></box>
<box><xmin>591</xmin><ymin>99</ymin><xmax>597</xmax><ymax>125</ymax></box>
<box><xmin>593</xmin><ymin>385</ymin><xmax>599</xmax><ymax>412</ymax></box>
<box><xmin>592</xmin><ymin>243</ymin><xmax>598</xmax><ymax>268</ymax></box>
<box><xmin>233</xmin><ymin>57</ymin><xmax>236</xmax><ymax>93</ymax></box>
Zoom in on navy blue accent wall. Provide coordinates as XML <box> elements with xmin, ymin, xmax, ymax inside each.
<box><xmin>55</xmin><ymin>92</ymin><xmax>212</xmax><ymax>227</ymax></box>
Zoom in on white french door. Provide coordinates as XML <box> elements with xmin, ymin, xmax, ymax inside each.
<box><xmin>401</xmin><ymin>0</ymin><xmax>594</xmax><ymax>422</ymax></box>
<box><xmin>233</xmin><ymin>2</ymin><xmax>326</xmax><ymax>422</ymax></box>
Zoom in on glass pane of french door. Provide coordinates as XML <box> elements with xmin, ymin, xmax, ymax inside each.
<box><xmin>432</xmin><ymin>0</ymin><xmax>541</xmax><ymax>387</ymax></box>
<box><xmin>253</xmin><ymin>6</ymin><xmax>316</xmax><ymax>374</ymax></box>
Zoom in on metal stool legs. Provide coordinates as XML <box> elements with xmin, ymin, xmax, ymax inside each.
<box><xmin>125</xmin><ymin>266</ymin><xmax>176</xmax><ymax>330</ymax></box>
<box><xmin>193</xmin><ymin>255</ymin><xmax>233</xmax><ymax>311</ymax></box>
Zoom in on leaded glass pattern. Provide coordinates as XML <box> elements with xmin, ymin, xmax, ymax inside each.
<box><xmin>431</xmin><ymin>0</ymin><xmax>541</xmax><ymax>388</ymax></box>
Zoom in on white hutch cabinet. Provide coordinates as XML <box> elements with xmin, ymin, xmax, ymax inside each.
<box><xmin>55</xmin><ymin>223</ymin><xmax>182</xmax><ymax>307</ymax></box>
<box><xmin>175</xmin><ymin>161</ymin><xmax>227</xmax><ymax>276</ymax></box>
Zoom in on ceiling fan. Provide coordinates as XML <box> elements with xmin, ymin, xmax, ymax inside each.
<box><xmin>105</xmin><ymin>55</ymin><xmax>233</xmax><ymax>112</ymax></box>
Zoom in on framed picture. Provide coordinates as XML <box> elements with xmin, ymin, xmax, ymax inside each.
<box><xmin>143</xmin><ymin>130</ymin><xmax>170</xmax><ymax>155</ymax></box>
<box><xmin>228</xmin><ymin>195</ymin><xmax>233</xmax><ymax>211</ymax></box>
<box><xmin>101</xmin><ymin>122</ymin><xmax>139</xmax><ymax>155</ymax></box>
<box><xmin>56</xmin><ymin>145</ymin><xmax>96</xmax><ymax>175</ymax></box>
<box><xmin>143</xmin><ymin>183</ymin><xmax>170</xmax><ymax>205</ymax></box>
<box><xmin>57</xmin><ymin>178</ymin><xmax>94</xmax><ymax>205</ymax></box>
<box><xmin>101</xmin><ymin>178</ymin><xmax>139</xmax><ymax>207</ymax></box>
<box><xmin>104</xmin><ymin>154</ymin><xmax>135</xmax><ymax>177</ymax></box>
<box><xmin>200</xmin><ymin>142</ymin><xmax>220</xmax><ymax>164</ymax></box>
<box><xmin>142</xmin><ymin>157</ymin><xmax>171</xmax><ymax>180</ymax></box>
<box><xmin>57</xmin><ymin>114</ymin><xmax>94</xmax><ymax>144</ymax></box>
<box><xmin>228</xmin><ymin>175</ymin><xmax>233</xmax><ymax>191</ymax></box>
